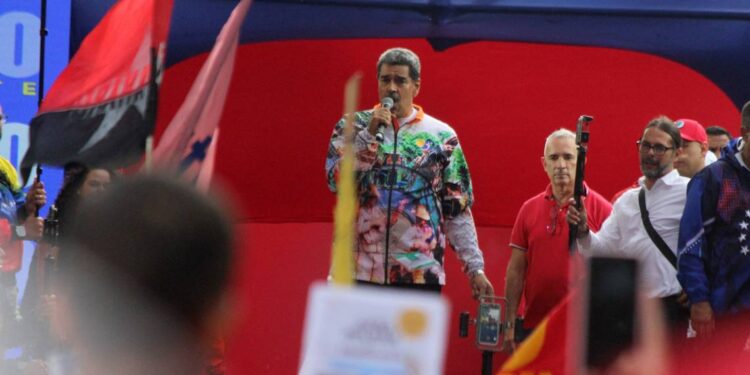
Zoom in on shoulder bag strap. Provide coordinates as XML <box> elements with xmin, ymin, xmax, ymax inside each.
<box><xmin>638</xmin><ymin>188</ymin><xmax>678</xmax><ymax>268</ymax></box>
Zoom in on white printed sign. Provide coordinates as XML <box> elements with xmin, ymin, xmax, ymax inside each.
<box><xmin>299</xmin><ymin>282</ymin><xmax>450</xmax><ymax>375</ymax></box>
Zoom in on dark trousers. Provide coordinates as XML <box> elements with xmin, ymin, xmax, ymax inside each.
<box><xmin>514</xmin><ymin>318</ymin><xmax>533</xmax><ymax>344</ymax></box>
<box><xmin>659</xmin><ymin>294</ymin><xmax>692</xmax><ymax>349</ymax></box>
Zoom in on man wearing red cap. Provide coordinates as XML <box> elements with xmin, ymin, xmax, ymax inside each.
<box><xmin>674</xmin><ymin>119</ymin><xmax>716</xmax><ymax>178</ymax></box>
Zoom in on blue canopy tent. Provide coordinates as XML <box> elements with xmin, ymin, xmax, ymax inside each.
<box><xmin>71</xmin><ymin>0</ymin><xmax>750</xmax><ymax>108</ymax></box>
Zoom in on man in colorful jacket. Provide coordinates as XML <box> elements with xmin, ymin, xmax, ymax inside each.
<box><xmin>325</xmin><ymin>48</ymin><xmax>493</xmax><ymax>297</ymax></box>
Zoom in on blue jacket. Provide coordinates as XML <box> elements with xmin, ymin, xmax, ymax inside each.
<box><xmin>678</xmin><ymin>144</ymin><xmax>750</xmax><ymax>314</ymax></box>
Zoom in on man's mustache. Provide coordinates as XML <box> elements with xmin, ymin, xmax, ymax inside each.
<box><xmin>641</xmin><ymin>158</ymin><xmax>659</xmax><ymax>166</ymax></box>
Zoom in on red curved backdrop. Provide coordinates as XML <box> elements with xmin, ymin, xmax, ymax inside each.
<box><xmin>155</xmin><ymin>39</ymin><xmax>739</xmax><ymax>374</ymax></box>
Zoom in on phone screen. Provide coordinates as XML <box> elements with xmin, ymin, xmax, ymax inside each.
<box><xmin>476</xmin><ymin>303</ymin><xmax>501</xmax><ymax>346</ymax></box>
<box><xmin>585</xmin><ymin>257</ymin><xmax>637</xmax><ymax>370</ymax></box>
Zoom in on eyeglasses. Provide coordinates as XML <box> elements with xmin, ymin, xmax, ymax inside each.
<box><xmin>636</xmin><ymin>140</ymin><xmax>674</xmax><ymax>156</ymax></box>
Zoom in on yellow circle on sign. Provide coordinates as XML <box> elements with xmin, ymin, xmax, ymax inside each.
<box><xmin>399</xmin><ymin>309</ymin><xmax>428</xmax><ymax>338</ymax></box>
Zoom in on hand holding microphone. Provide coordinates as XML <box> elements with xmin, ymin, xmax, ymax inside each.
<box><xmin>370</xmin><ymin>97</ymin><xmax>394</xmax><ymax>142</ymax></box>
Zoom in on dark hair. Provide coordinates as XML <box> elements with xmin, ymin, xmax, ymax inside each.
<box><xmin>52</xmin><ymin>162</ymin><xmax>116</xmax><ymax>238</ymax></box>
<box><xmin>62</xmin><ymin>176</ymin><xmax>233</xmax><ymax>335</ymax></box>
<box><xmin>742</xmin><ymin>101</ymin><xmax>750</xmax><ymax>131</ymax></box>
<box><xmin>376</xmin><ymin>48</ymin><xmax>421</xmax><ymax>81</ymax></box>
<box><xmin>645</xmin><ymin>115</ymin><xmax>682</xmax><ymax>149</ymax></box>
<box><xmin>706</xmin><ymin>125</ymin><xmax>731</xmax><ymax>137</ymax></box>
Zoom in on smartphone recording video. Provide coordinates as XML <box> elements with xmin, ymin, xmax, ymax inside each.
<box><xmin>476</xmin><ymin>303</ymin><xmax>501</xmax><ymax>346</ymax></box>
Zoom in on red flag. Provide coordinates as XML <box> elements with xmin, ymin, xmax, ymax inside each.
<box><xmin>151</xmin><ymin>0</ymin><xmax>252</xmax><ymax>189</ymax></box>
<box><xmin>21</xmin><ymin>0</ymin><xmax>173</xmax><ymax>174</ymax></box>
<box><xmin>499</xmin><ymin>295</ymin><xmax>570</xmax><ymax>375</ymax></box>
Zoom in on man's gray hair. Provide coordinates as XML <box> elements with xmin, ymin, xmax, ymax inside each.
<box><xmin>377</xmin><ymin>48</ymin><xmax>421</xmax><ymax>81</ymax></box>
<box><xmin>543</xmin><ymin>128</ymin><xmax>576</xmax><ymax>155</ymax></box>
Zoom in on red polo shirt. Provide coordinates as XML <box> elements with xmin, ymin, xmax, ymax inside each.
<box><xmin>510</xmin><ymin>183</ymin><xmax>612</xmax><ymax>328</ymax></box>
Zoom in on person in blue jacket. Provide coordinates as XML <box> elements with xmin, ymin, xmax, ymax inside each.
<box><xmin>677</xmin><ymin>101</ymin><xmax>750</xmax><ymax>340</ymax></box>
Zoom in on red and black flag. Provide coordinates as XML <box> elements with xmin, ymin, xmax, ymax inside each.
<box><xmin>21</xmin><ymin>0</ymin><xmax>173</xmax><ymax>177</ymax></box>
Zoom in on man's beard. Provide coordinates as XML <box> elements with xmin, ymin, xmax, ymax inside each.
<box><xmin>640</xmin><ymin>157</ymin><xmax>668</xmax><ymax>179</ymax></box>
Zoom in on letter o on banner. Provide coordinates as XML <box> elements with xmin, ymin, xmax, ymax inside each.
<box><xmin>0</xmin><ymin>11</ymin><xmax>40</xmax><ymax>78</ymax></box>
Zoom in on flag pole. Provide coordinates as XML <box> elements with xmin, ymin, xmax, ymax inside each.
<box><xmin>144</xmin><ymin>136</ymin><xmax>153</xmax><ymax>173</ymax></box>
<box><xmin>144</xmin><ymin>46</ymin><xmax>160</xmax><ymax>173</ymax></box>
<box><xmin>37</xmin><ymin>0</ymin><xmax>48</xmax><ymax>109</ymax></box>
<box><xmin>32</xmin><ymin>0</ymin><xmax>48</xmax><ymax>188</ymax></box>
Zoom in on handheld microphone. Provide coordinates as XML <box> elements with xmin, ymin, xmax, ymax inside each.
<box><xmin>375</xmin><ymin>97</ymin><xmax>394</xmax><ymax>143</ymax></box>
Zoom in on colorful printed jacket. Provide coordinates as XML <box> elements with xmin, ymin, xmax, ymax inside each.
<box><xmin>678</xmin><ymin>144</ymin><xmax>750</xmax><ymax>314</ymax></box>
<box><xmin>326</xmin><ymin>105</ymin><xmax>484</xmax><ymax>285</ymax></box>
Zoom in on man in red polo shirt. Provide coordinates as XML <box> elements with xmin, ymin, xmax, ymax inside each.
<box><xmin>503</xmin><ymin>128</ymin><xmax>612</xmax><ymax>351</ymax></box>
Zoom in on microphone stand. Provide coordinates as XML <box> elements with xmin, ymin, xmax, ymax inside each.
<box><xmin>382</xmin><ymin>117</ymin><xmax>400</xmax><ymax>284</ymax></box>
<box><xmin>482</xmin><ymin>351</ymin><xmax>493</xmax><ymax>375</ymax></box>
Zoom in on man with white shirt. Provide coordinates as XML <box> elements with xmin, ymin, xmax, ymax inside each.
<box><xmin>567</xmin><ymin>116</ymin><xmax>690</xmax><ymax>327</ymax></box>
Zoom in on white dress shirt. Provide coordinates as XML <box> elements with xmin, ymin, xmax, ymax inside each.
<box><xmin>578</xmin><ymin>169</ymin><xmax>689</xmax><ymax>298</ymax></box>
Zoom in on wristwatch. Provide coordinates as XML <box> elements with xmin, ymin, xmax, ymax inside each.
<box><xmin>15</xmin><ymin>225</ymin><xmax>26</xmax><ymax>239</ymax></box>
<box><xmin>470</xmin><ymin>269</ymin><xmax>485</xmax><ymax>278</ymax></box>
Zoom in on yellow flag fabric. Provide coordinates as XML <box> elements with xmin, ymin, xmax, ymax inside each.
<box><xmin>0</xmin><ymin>158</ymin><xmax>21</xmax><ymax>192</ymax></box>
<box><xmin>330</xmin><ymin>73</ymin><xmax>361</xmax><ymax>285</ymax></box>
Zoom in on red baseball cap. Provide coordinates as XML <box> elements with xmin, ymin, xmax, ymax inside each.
<box><xmin>675</xmin><ymin>119</ymin><xmax>707</xmax><ymax>144</ymax></box>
